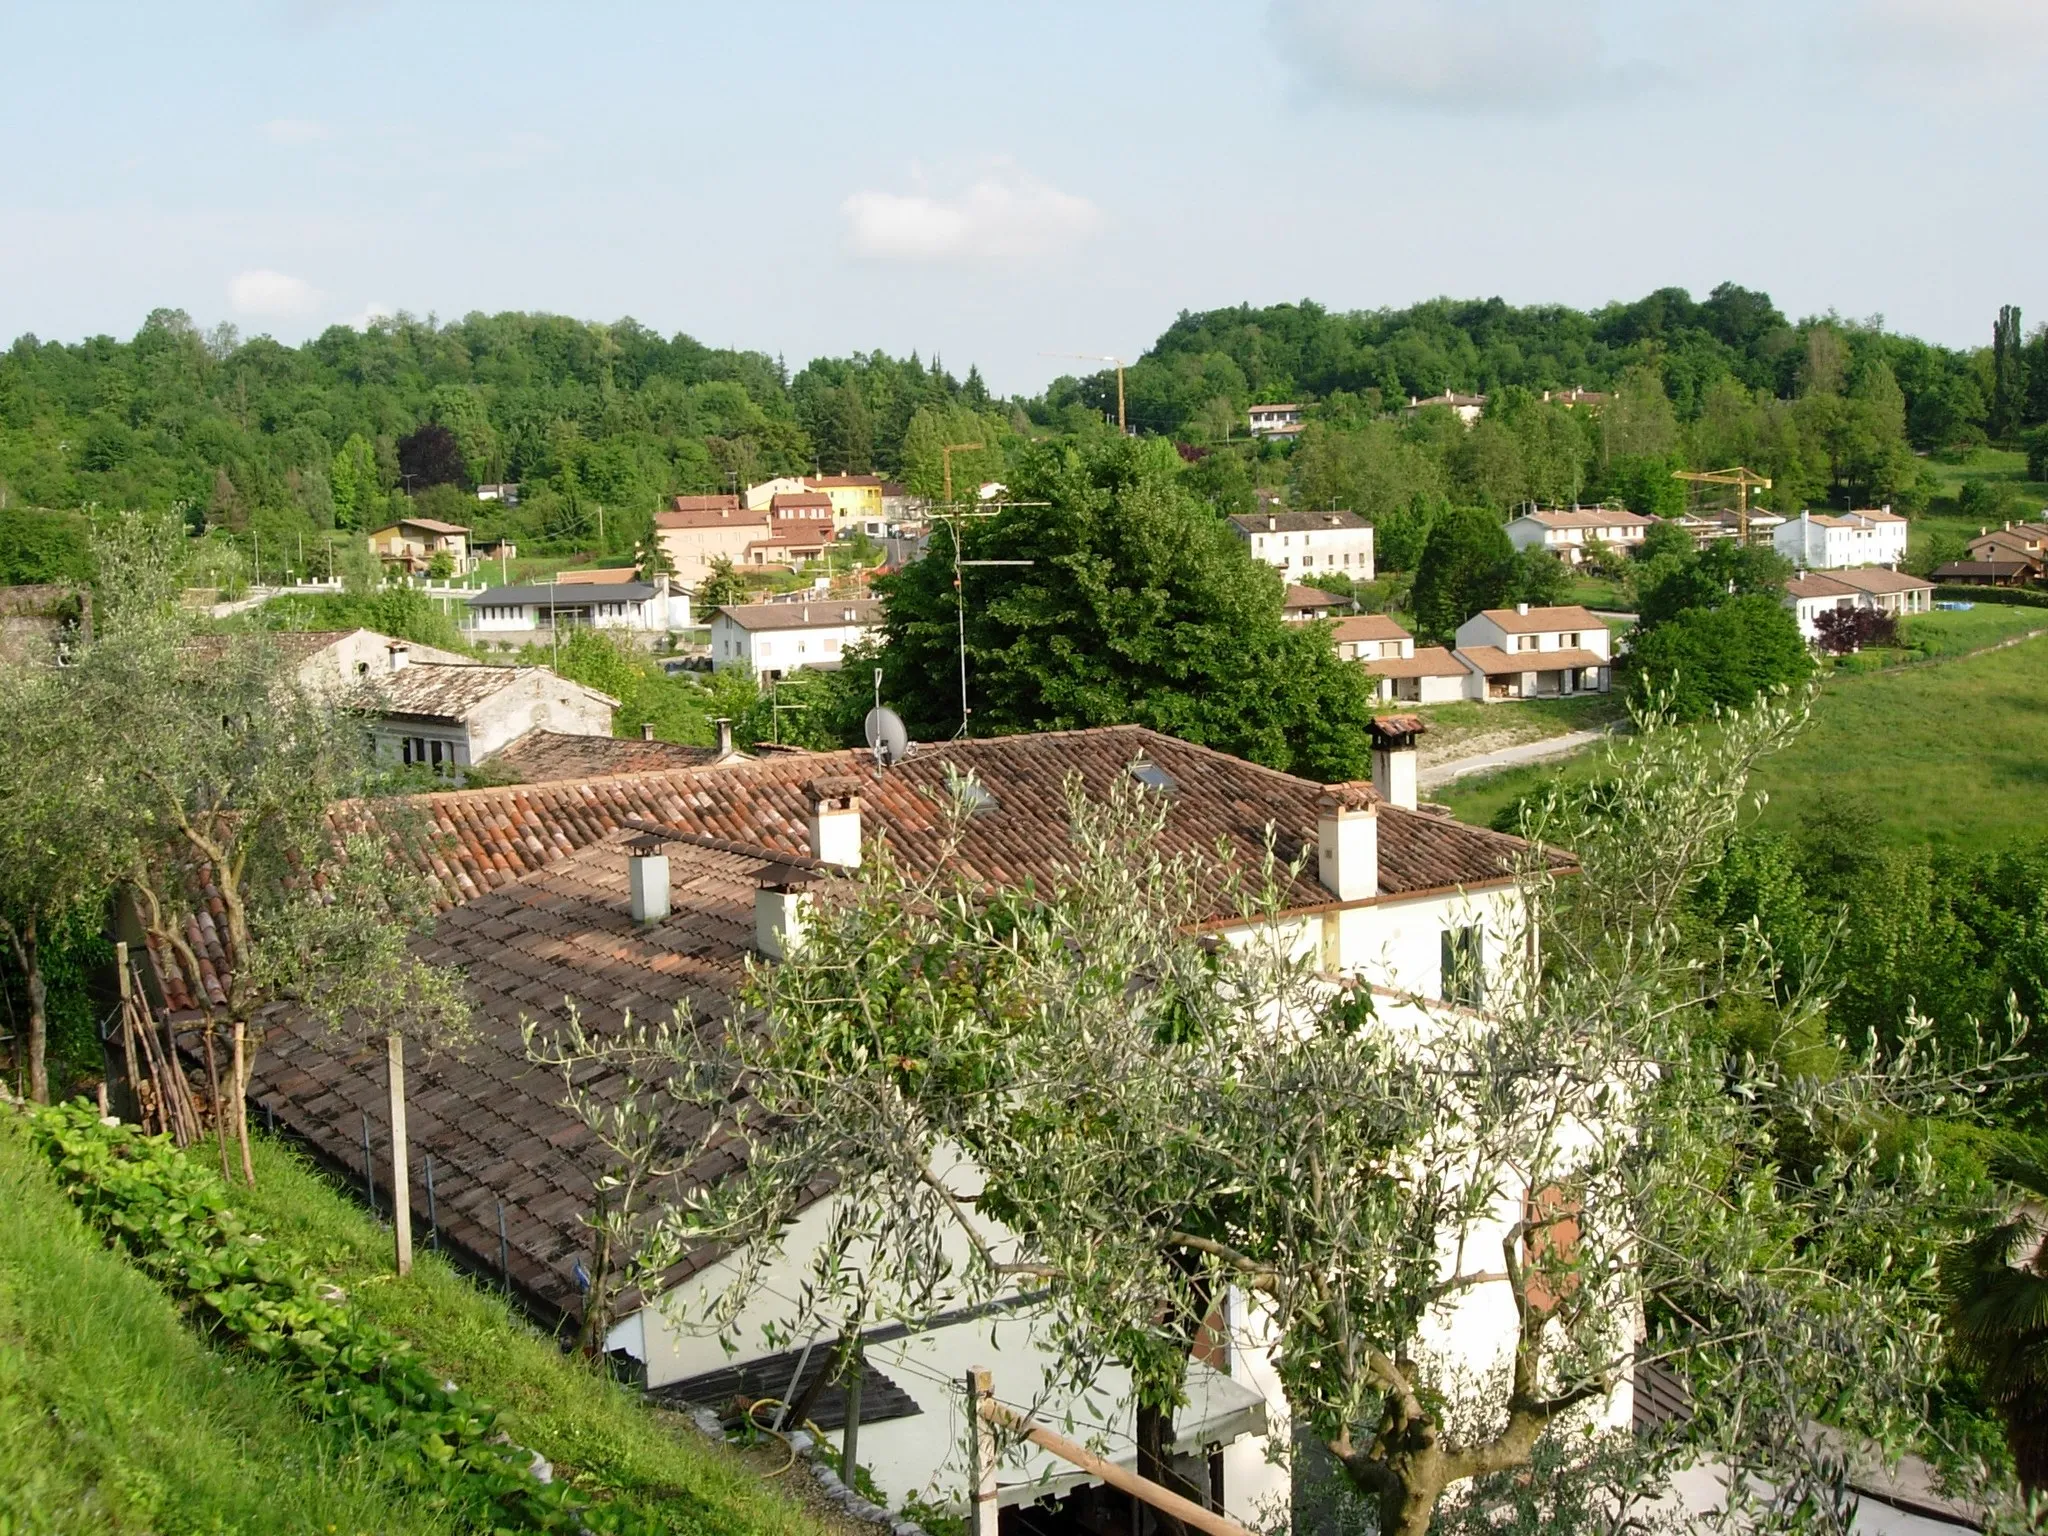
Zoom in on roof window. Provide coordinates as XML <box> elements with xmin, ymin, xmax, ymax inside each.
<box><xmin>1128</xmin><ymin>758</ymin><xmax>1177</xmax><ymax>794</ymax></box>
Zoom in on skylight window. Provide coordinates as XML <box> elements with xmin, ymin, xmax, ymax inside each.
<box><xmin>1129</xmin><ymin>759</ymin><xmax>1177</xmax><ymax>794</ymax></box>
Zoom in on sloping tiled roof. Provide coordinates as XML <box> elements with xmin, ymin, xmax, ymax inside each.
<box><xmin>245</xmin><ymin>829</ymin><xmax>808</xmax><ymax>1318</ymax></box>
<box><xmin>1330</xmin><ymin>615</ymin><xmax>1412</xmax><ymax>644</ymax></box>
<box><xmin>805</xmin><ymin>475</ymin><xmax>883</xmax><ymax>490</ymax></box>
<box><xmin>1932</xmin><ymin>561</ymin><xmax>2032</xmax><ymax>578</ymax></box>
<box><xmin>1228</xmin><ymin>511</ymin><xmax>1369</xmax><ymax>535</ymax></box>
<box><xmin>487</xmin><ymin>731</ymin><xmax>720</xmax><ymax>782</ymax></box>
<box><xmin>769</xmin><ymin>491</ymin><xmax>834</xmax><ymax>512</ymax></box>
<box><xmin>657</xmin><ymin>500</ymin><xmax>765</xmax><ymax>531</ymax></box>
<box><xmin>1784</xmin><ymin>574</ymin><xmax>1858</xmax><ymax>600</ymax></box>
<box><xmin>466</xmin><ymin>583</ymin><xmax>661</xmax><ymax>606</ymax></box>
<box><xmin>713</xmin><ymin>600</ymin><xmax>882</xmax><ymax>633</ymax></box>
<box><xmin>1457</xmin><ymin>646</ymin><xmax>1608</xmax><ymax>676</ymax></box>
<box><xmin>361</xmin><ymin>663</ymin><xmax>530</xmax><ymax>721</ymax></box>
<box><xmin>1282</xmin><ymin>583</ymin><xmax>1342</xmax><ymax>610</ymax></box>
<box><xmin>552</xmin><ymin>568</ymin><xmax>645</xmax><ymax>586</ymax></box>
<box><xmin>1473</xmin><ymin>606</ymin><xmax>1605</xmax><ymax>634</ymax></box>
<box><xmin>1822</xmin><ymin>567</ymin><xmax>1932</xmax><ymax>596</ymax></box>
<box><xmin>1514</xmin><ymin>508</ymin><xmax>1652</xmax><ymax>530</ymax></box>
<box><xmin>1365</xmin><ymin>646</ymin><xmax>1469</xmax><ymax>679</ymax></box>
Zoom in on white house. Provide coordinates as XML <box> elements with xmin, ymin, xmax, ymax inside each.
<box><xmin>1406</xmin><ymin>391</ymin><xmax>1487</xmax><ymax>425</ymax></box>
<box><xmin>1506</xmin><ymin>506</ymin><xmax>1653</xmax><ymax>566</ymax></box>
<box><xmin>1772</xmin><ymin>507</ymin><xmax>1908</xmax><ymax>570</ymax></box>
<box><xmin>1228</xmin><ymin>510</ymin><xmax>1375</xmax><ymax>581</ymax></box>
<box><xmin>743</xmin><ymin>475</ymin><xmax>811</xmax><ymax>512</ymax></box>
<box><xmin>1246</xmin><ymin>403</ymin><xmax>1304</xmax><ymax>437</ymax></box>
<box><xmin>710</xmin><ymin>598</ymin><xmax>883</xmax><ymax>677</ymax></box>
<box><xmin>465</xmin><ymin>578</ymin><xmax>677</xmax><ymax>638</ymax></box>
<box><xmin>1331</xmin><ymin>615</ymin><xmax>1467</xmax><ymax>704</ymax></box>
<box><xmin>1453</xmin><ymin>604</ymin><xmax>1612</xmax><ymax>702</ymax></box>
<box><xmin>1783</xmin><ymin>568</ymin><xmax>1935</xmax><ymax>642</ymax></box>
<box><xmin>220</xmin><ymin>722</ymin><xmax>1605</xmax><ymax>1536</ymax></box>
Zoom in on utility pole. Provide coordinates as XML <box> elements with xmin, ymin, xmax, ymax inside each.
<box><xmin>1042</xmin><ymin>353</ymin><xmax>1127</xmax><ymax>433</ymax></box>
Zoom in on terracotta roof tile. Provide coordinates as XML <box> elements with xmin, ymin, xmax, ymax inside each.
<box><xmin>489</xmin><ymin>731</ymin><xmax>720</xmax><ymax>783</ymax></box>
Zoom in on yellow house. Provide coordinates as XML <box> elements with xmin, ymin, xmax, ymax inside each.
<box><xmin>804</xmin><ymin>474</ymin><xmax>884</xmax><ymax>533</ymax></box>
<box><xmin>368</xmin><ymin>517</ymin><xmax>473</xmax><ymax>573</ymax></box>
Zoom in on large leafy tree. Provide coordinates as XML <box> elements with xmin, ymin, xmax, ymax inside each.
<box><xmin>1627</xmin><ymin>593</ymin><xmax>1813</xmax><ymax>721</ymax></box>
<box><xmin>1409</xmin><ymin>504</ymin><xmax>1515</xmax><ymax>643</ymax></box>
<box><xmin>1944</xmin><ymin>1138</ymin><xmax>2048</xmax><ymax>1502</ymax></box>
<box><xmin>872</xmin><ymin>437</ymin><xmax>1380</xmax><ymax>781</ymax></box>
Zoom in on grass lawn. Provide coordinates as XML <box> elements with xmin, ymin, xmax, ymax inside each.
<box><xmin>0</xmin><ymin>1113</ymin><xmax>836</xmax><ymax>1536</ymax></box>
<box><xmin>1432</xmin><ymin>632</ymin><xmax>2048</xmax><ymax>852</ymax></box>
<box><xmin>1908</xmin><ymin>446</ymin><xmax>2048</xmax><ymax>570</ymax></box>
<box><xmin>0</xmin><ymin>1115</ymin><xmax>445</xmax><ymax>1534</ymax></box>
<box><xmin>1562</xmin><ymin>573</ymin><xmax>1630</xmax><ymax>611</ymax></box>
<box><xmin>1410</xmin><ymin>693</ymin><xmax>1628</xmax><ymax>765</ymax></box>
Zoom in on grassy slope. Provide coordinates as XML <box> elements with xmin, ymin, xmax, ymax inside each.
<box><xmin>1411</xmin><ymin>694</ymin><xmax>1628</xmax><ymax>764</ymax></box>
<box><xmin>0</xmin><ymin>1116</ymin><xmax>835</xmax><ymax>1536</ymax></box>
<box><xmin>0</xmin><ymin>1115</ymin><xmax>445</xmax><ymax>1535</ymax></box>
<box><xmin>1431</xmin><ymin>629</ymin><xmax>2048</xmax><ymax>851</ymax></box>
<box><xmin>226</xmin><ymin>1133</ymin><xmax>830</xmax><ymax>1536</ymax></box>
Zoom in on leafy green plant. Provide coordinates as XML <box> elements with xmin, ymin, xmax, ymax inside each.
<box><xmin>28</xmin><ymin>1102</ymin><xmax>659</xmax><ymax>1534</ymax></box>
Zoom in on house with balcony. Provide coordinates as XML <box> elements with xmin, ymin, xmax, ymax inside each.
<box><xmin>1452</xmin><ymin>604</ymin><xmax>1612</xmax><ymax>701</ymax></box>
<box><xmin>1229</xmin><ymin>510</ymin><xmax>1375</xmax><ymax>582</ymax></box>
<box><xmin>367</xmin><ymin>517</ymin><xmax>474</xmax><ymax>574</ymax></box>
<box><xmin>1772</xmin><ymin>507</ymin><xmax>1908</xmax><ymax>570</ymax></box>
<box><xmin>1506</xmin><ymin>506</ymin><xmax>1653</xmax><ymax>566</ymax></box>
<box><xmin>1246</xmin><ymin>403</ymin><xmax>1305</xmax><ymax>438</ymax></box>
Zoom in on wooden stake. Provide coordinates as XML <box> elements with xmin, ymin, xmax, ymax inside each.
<box><xmin>115</xmin><ymin>943</ymin><xmax>142</xmax><ymax>1125</ymax></box>
<box><xmin>387</xmin><ymin>1031</ymin><xmax>412</xmax><ymax>1276</ymax></box>
<box><xmin>842</xmin><ymin>1340</ymin><xmax>863</xmax><ymax>1490</ymax></box>
<box><xmin>966</xmin><ymin>1367</ymin><xmax>1000</xmax><ymax>1536</ymax></box>
<box><xmin>230</xmin><ymin>1019</ymin><xmax>253</xmax><ymax>1185</ymax></box>
<box><xmin>200</xmin><ymin>1023</ymin><xmax>228</xmax><ymax>1180</ymax></box>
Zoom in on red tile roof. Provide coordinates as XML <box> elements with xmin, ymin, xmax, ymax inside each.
<box><xmin>1330</xmin><ymin>615</ymin><xmax>1411</xmax><ymax>645</ymax></box>
<box><xmin>1457</xmin><ymin>645</ymin><xmax>1608</xmax><ymax>676</ymax></box>
<box><xmin>1365</xmin><ymin>646</ymin><xmax>1469</xmax><ymax>679</ymax></box>
<box><xmin>1472</xmin><ymin>606</ymin><xmax>1605</xmax><ymax>635</ymax></box>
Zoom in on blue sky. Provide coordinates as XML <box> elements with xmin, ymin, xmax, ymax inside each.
<box><xmin>3</xmin><ymin>0</ymin><xmax>2043</xmax><ymax>393</ymax></box>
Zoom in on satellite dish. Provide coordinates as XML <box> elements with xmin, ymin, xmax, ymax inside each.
<box><xmin>864</xmin><ymin>706</ymin><xmax>911</xmax><ymax>766</ymax></box>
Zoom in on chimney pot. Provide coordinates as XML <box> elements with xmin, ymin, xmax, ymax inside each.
<box><xmin>387</xmin><ymin>642</ymin><xmax>410</xmax><ymax>672</ymax></box>
<box><xmin>628</xmin><ymin>849</ymin><xmax>670</xmax><ymax>924</ymax></box>
<box><xmin>806</xmin><ymin>777</ymin><xmax>863</xmax><ymax>868</ymax></box>
<box><xmin>714</xmin><ymin>717</ymin><xmax>734</xmax><ymax>758</ymax></box>
<box><xmin>640</xmin><ymin>721</ymin><xmax>656</xmax><ymax>741</ymax></box>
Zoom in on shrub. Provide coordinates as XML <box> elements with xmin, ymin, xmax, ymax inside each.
<box><xmin>1626</xmin><ymin>593</ymin><xmax>1813</xmax><ymax>722</ymax></box>
<box><xmin>1814</xmin><ymin>606</ymin><xmax>1900</xmax><ymax>655</ymax></box>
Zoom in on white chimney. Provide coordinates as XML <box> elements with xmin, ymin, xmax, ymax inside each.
<box><xmin>387</xmin><ymin>641</ymin><xmax>411</xmax><ymax>672</ymax></box>
<box><xmin>806</xmin><ymin>777</ymin><xmax>863</xmax><ymax>869</ymax></box>
<box><xmin>755</xmin><ymin>882</ymin><xmax>808</xmax><ymax>959</ymax></box>
<box><xmin>1369</xmin><ymin>717</ymin><xmax>1424</xmax><ymax>812</ymax></box>
<box><xmin>1267</xmin><ymin>515</ymin><xmax>1277</xmax><ymax>532</ymax></box>
<box><xmin>640</xmin><ymin>721</ymin><xmax>656</xmax><ymax>741</ymax></box>
<box><xmin>1516</xmin><ymin>602</ymin><xmax>1530</xmax><ymax>616</ymax></box>
<box><xmin>1315</xmin><ymin>785</ymin><xmax>1379</xmax><ymax>902</ymax></box>
<box><xmin>628</xmin><ymin>844</ymin><xmax>670</xmax><ymax>924</ymax></box>
<box><xmin>714</xmin><ymin>717</ymin><xmax>734</xmax><ymax>758</ymax></box>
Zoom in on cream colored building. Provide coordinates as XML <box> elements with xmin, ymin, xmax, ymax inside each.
<box><xmin>655</xmin><ymin>495</ymin><xmax>772</xmax><ymax>588</ymax></box>
<box><xmin>1229</xmin><ymin>510</ymin><xmax>1375</xmax><ymax>581</ymax></box>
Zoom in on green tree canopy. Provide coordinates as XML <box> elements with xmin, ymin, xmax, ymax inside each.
<box><xmin>872</xmin><ymin>438</ymin><xmax>1379</xmax><ymax>781</ymax></box>
<box><xmin>1410</xmin><ymin>505</ymin><xmax>1515</xmax><ymax>643</ymax></box>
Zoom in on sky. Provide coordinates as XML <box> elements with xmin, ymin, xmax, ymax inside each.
<box><xmin>2</xmin><ymin>0</ymin><xmax>2044</xmax><ymax>395</ymax></box>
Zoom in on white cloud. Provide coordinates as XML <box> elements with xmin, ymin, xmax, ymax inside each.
<box><xmin>226</xmin><ymin>268</ymin><xmax>324</xmax><ymax>317</ymax></box>
<box><xmin>1845</xmin><ymin>0</ymin><xmax>2048</xmax><ymax>74</ymax></box>
<box><xmin>262</xmin><ymin>117</ymin><xmax>331</xmax><ymax>145</ymax></box>
<box><xmin>1266</xmin><ymin>0</ymin><xmax>1621</xmax><ymax>109</ymax></box>
<box><xmin>347</xmin><ymin>300</ymin><xmax>394</xmax><ymax>331</ymax></box>
<box><xmin>840</xmin><ymin>163</ymin><xmax>1101</xmax><ymax>264</ymax></box>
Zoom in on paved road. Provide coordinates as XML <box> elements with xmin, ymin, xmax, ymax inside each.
<box><xmin>1418</xmin><ymin>728</ymin><xmax>1611</xmax><ymax>790</ymax></box>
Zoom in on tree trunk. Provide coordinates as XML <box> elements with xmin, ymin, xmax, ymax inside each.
<box><xmin>387</xmin><ymin>1031</ymin><xmax>412</xmax><ymax>1276</ymax></box>
<box><xmin>230</xmin><ymin>1018</ymin><xmax>253</xmax><ymax>1185</ymax></box>
<box><xmin>23</xmin><ymin>916</ymin><xmax>48</xmax><ymax>1105</ymax></box>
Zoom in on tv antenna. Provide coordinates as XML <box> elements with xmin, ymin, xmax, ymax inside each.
<box><xmin>933</xmin><ymin>502</ymin><xmax>1039</xmax><ymax>739</ymax></box>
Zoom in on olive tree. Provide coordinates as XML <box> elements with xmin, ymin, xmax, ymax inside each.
<box><xmin>545</xmin><ymin>703</ymin><xmax>2019</xmax><ymax>1535</ymax></box>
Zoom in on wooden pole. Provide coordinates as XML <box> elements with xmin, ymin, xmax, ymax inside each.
<box><xmin>975</xmin><ymin>1388</ymin><xmax>1255</xmax><ymax>1536</ymax></box>
<box><xmin>230</xmin><ymin>1019</ymin><xmax>253</xmax><ymax>1184</ymax></box>
<box><xmin>966</xmin><ymin>1368</ymin><xmax>1000</xmax><ymax>1536</ymax></box>
<box><xmin>114</xmin><ymin>943</ymin><xmax>142</xmax><ymax>1125</ymax></box>
<box><xmin>387</xmin><ymin>1031</ymin><xmax>413</xmax><ymax>1276</ymax></box>
<box><xmin>200</xmin><ymin>1023</ymin><xmax>229</xmax><ymax>1180</ymax></box>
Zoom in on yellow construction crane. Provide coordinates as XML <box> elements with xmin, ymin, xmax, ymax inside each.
<box><xmin>1042</xmin><ymin>352</ymin><xmax>1127</xmax><ymax>433</ymax></box>
<box><xmin>1671</xmin><ymin>466</ymin><xmax>1772</xmax><ymax>544</ymax></box>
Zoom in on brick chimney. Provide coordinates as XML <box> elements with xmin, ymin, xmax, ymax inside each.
<box><xmin>387</xmin><ymin>641</ymin><xmax>410</xmax><ymax>672</ymax></box>
<box><xmin>1368</xmin><ymin>716</ymin><xmax>1425</xmax><ymax>812</ymax></box>
<box><xmin>627</xmin><ymin>836</ymin><xmax>670</xmax><ymax>924</ymax></box>
<box><xmin>1315</xmin><ymin>784</ymin><xmax>1379</xmax><ymax>902</ymax></box>
<box><xmin>806</xmin><ymin>776</ymin><xmax>863</xmax><ymax>868</ymax></box>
